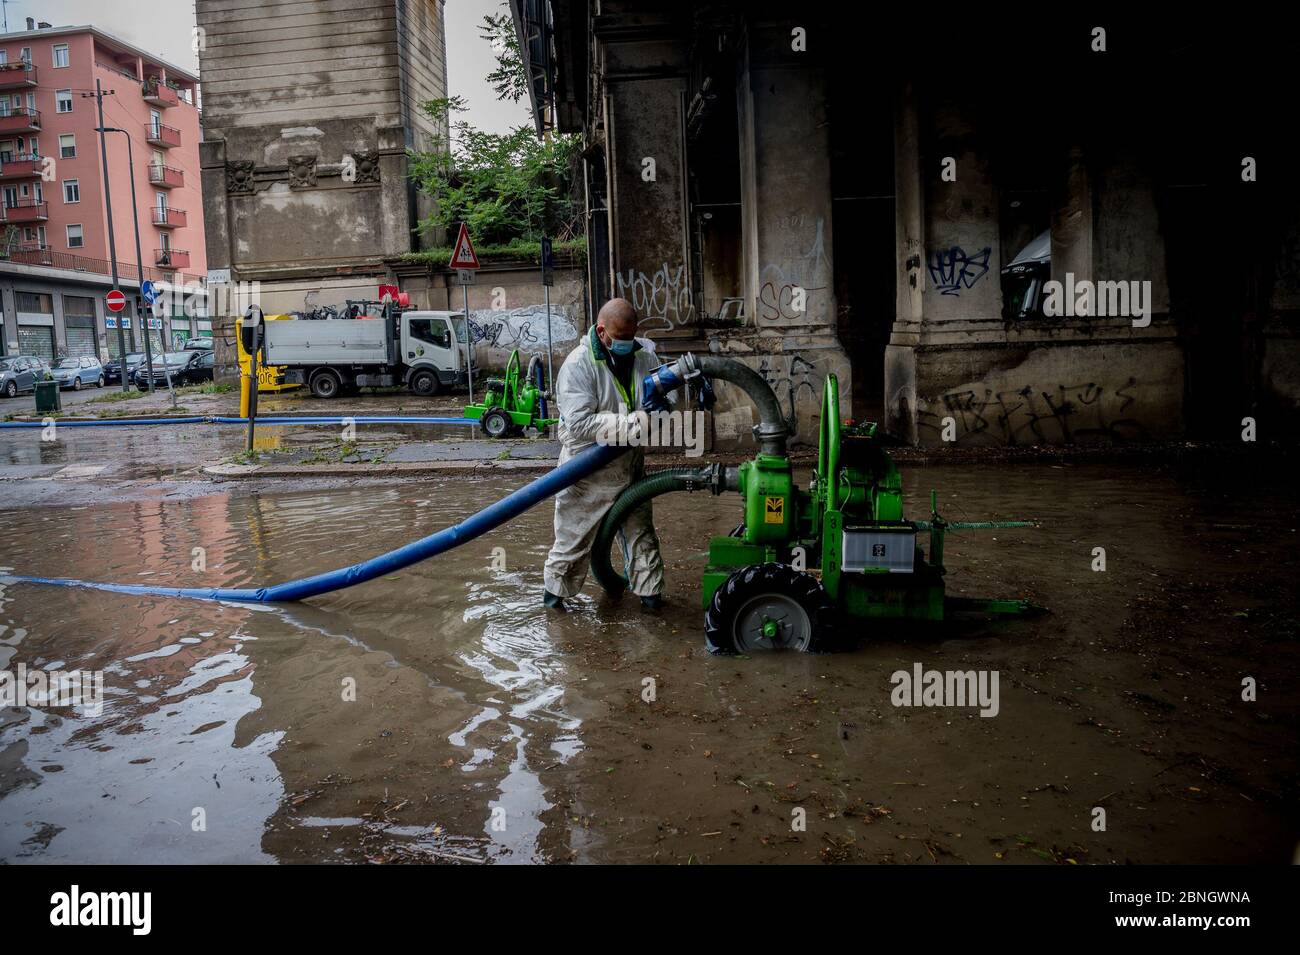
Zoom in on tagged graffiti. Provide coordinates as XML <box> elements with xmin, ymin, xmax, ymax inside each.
<box><xmin>615</xmin><ymin>264</ymin><xmax>694</xmax><ymax>334</ymax></box>
<box><xmin>917</xmin><ymin>378</ymin><xmax>1148</xmax><ymax>444</ymax></box>
<box><xmin>468</xmin><ymin>305</ymin><xmax>579</xmax><ymax>351</ymax></box>
<box><xmin>758</xmin><ymin>217</ymin><xmax>831</xmax><ymax>324</ymax></box>
<box><xmin>927</xmin><ymin>246</ymin><xmax>991</xmax><ymax>296</ymax></box>
<box><xmin>757</xmin><ymin>353</ymin><xmax>822</xmax><ymax>430</ymax></box>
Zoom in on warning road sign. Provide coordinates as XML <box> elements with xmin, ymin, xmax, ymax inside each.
<box><xmin>448</xmin><ymin>223</ymin><xmax>481</xmax><ymax>270</ymax></box>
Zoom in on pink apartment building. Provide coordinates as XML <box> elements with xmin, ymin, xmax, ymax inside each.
<box><xmin>0</xmin><ymin>18</ymin><xmax>207</xmax><ymax>360</ymax></box>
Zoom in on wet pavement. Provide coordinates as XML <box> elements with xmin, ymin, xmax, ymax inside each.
<box><xmin>0</xmin><ymin>432</ymin><xmax>1296</xmax><ymax>864</ymax></box>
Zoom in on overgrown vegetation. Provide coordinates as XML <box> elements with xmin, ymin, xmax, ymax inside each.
<box><xmin>407</xmin><ymin>3</ymin><xmax>584</xmax><ymax>252</ymax></box>
<box><xmin>400</xmin><ymin>237</ymin><xmax>586</xmax><ymax>266</ymax></box>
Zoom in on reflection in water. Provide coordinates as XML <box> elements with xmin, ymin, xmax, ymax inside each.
<box><xmin>460</xmin><ymin>568</ymin><xmax>579</xmax><ymax>862</ymax></box>
<box><xmin>3</xmin><ymin>458</ymin><xmax>1291</xmax><ymax>863</ymax></box>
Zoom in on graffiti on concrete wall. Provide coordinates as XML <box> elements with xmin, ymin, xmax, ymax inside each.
<box><xmin>756</xmin><ymin>353</ymin><xmax>823</xmax><ymax>431</ymax></box>
<box><xmin>758</xmin><ymin>217</ymin><xmax>832</xmax><ymax>324</ymax></box>
<box><xmin>916</xmin><ymin>377</ymin><xmax>1148</xmax><ymax>444</ymax></box>
<box><xmin>468</xmin><ymin>305</ymin><xmax>579</xmax><ymax>352</ymax></box>
<box><xmin>615</xmin><ymin>263</ymin><xmax>695</xmax><ymax>334</ymax></box>
<box><xmin>927</xmin><ymin>246</ymin><xmax>992</xmax><ymax>296</ymax></box>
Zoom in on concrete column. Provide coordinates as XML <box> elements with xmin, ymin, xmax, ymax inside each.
<box><xmin>725</xmin><ymin>20</ymin><xmax>850</xmax><ymax>438</ymax></box>
<box><xmin>604</xmin><ymin>65</ymin><xmax>692</xmax><ymax>336</ymax></box>
<box><xmin>198</xmin><ymin>138</ymin><xmax>232</xmax><ymax>275</ymax></box>
<box><xmin>377</xmin><ymin>124</ymin><xmax>412</xmax><ymax>258</ymax></box>
<box><xmin>52</xmin><ymin>293</ymin><xmax>67</xmax><ymax>357</ymax></box>
<box><xmin>737</xmin><ymin>24</ymin><xmax>836</xmax><ymax>332</ymax></box>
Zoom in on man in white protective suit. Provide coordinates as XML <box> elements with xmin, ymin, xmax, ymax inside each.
<box><xmin>543</xmin><ymin>297</ymin><xmax>666</xmax><ymax>611</ymax></box>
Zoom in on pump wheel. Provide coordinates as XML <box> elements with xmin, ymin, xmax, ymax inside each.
<box><xmin>704</xmin><ymin>563</ymin><xmax>835</xmax><ymax>654</ymax></box>
<box><xmin>410</xmin><ymin>369</ymin><xmax>440</xmax><ymax>397</ymax></box>
<box><xmin>481</xmin><ymin>408</ymin><xmax>512</xmax><ymax>438</ymax></box>
<box><xmin>309</xmin><ymin>369</ymin><xmax>341</xmax><ymax>399</ymax></box>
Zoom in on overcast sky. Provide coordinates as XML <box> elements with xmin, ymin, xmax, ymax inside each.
<box><xmin>19</xmin><ymin>0</ymin><xmax>526</xmax><ymax>134</ymax></box>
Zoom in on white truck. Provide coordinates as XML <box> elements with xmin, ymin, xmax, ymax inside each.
<box><xmin>262</xmin><ymin>308</ymin><xmax>476</xmax><ymax>399</ymax></box>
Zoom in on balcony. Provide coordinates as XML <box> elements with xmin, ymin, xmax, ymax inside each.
<box><xmin>154</xmin><ymin>248</ymin><xmax>190</xmax><ymax>269</ymax></box>
<box><xmin>4</xmin><ymin>243</ymin><xmax>52</xmax><ymax>265</ymax></box>
<box><xmin>148</xmin><ymin>163</ymin><xmax>183</xmax><ymax>188</ymax></box>
<box><xmin>144</xmin><ymin>121</ymin><xmax>181</xmax><ymax>148</ymax></box>
<box><xmin>0</xmin><ymin>61</ymin><xmax>37</xmax><ymax>90</ymax></box>
<box><xmin>142</xmin><ymin>80</ymin><xmax>179</xmax><ymax>108</ymax></box>
<box><xmin>152</xmin><ymin>206</ymin><xmax>187</xmax><ymax>229</ymax></box>
<box><xmin>0</xmin><ymin>108</ymin><xmax>41</xmax><ymax>134</ymax></box>
<box><xmin>0</xmin><ymin>154</ymin><xmax>43</xmax><ymax>180</ymax></box>
<box><xmin>0</xmin><ymin>199</ymin><xmax>49</xmax><ymax>223</ymax></box>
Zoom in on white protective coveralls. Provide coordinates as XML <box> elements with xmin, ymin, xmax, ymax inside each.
<box><xmin>543</xmin><ymin>326</ymin><xmax>665</xmax><ymax>599</ymax></box>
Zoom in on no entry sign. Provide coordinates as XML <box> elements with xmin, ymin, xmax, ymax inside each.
<box><xmin>106</xmin><ymin>289</ymin><xmax>127</xmax><ymax>313</ymax></box>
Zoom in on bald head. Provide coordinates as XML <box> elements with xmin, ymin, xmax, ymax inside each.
<box><xmin>596</xmin><ymin>298</ymin><xmax>639</xmax><ymax>346</ymax></box>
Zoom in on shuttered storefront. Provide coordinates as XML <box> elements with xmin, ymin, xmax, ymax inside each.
<box><xmin>18</xmin><ymin>325</ymin><xmax>56</xmax><ymax>360</ymax></box>
<box><xmin>105</xmin><ymin>303</ymin><xmax>136</xmax><ymax>359</ymax></box>
<box><xmin>15</xmin><ymin>291</ymin><xmax>56</xmax><ymax>361</ymax></box>
<box><xmin>63</xmin><ymin>295</ymin><xmax>98</xmax><ymax>358</ymax></box>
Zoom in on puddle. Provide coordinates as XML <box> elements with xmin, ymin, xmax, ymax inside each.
<box><xmin>0</xmin><ymin>458</ymin><xmax>1296</xmax><ymax>863</ymax></box>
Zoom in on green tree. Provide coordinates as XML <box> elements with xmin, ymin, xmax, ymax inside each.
<box><xmin>408</xmin><ymin>6</ymin><xmax>582</xmax><ymax>250</ymax></box>
<box><xmin>480</xmin><ymin>8</ymin><xmax>527</xmax><ymax>104</ymax></box>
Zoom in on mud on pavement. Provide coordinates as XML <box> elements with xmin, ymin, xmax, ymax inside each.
<box><xmin>0</xmin><ymin>438</ymin><xmax>1295</xmax><ymax>864</ymax></box>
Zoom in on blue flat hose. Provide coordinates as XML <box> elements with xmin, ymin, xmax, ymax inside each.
<box><xmin>209</xmin><ymin>416</ymin><xmax>476</xmax><ymax>425</ymax></box>
<box><xmin>0</xmin><ymin>416</ymin><xmax>210</xmax><ymax>428</ymax></box>
<box><xmin>0</xmin><ymin>415</ymin><xmax>475</xmax><ymax>428</ymax></box>
<box><xmin>6</xmin><ymin>443</ymin><xmax>624</xmax><ymax>603</ymax></box>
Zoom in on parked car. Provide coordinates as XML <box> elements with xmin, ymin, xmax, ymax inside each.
<box><xmin>136</xmin><ymin>350</ymin><xmax>214</xmax><ymax>389</ymax></box>
<box><xmin>0</xmin><ymin>356</ymin><xmax>52</xmax><ymax>397</ymax></box>
<box><xmin>179</xmin><ymin>337</ymin><xmax>213</xmax><ymax>352</ymax></box>
<box><xmin>104</xmin><ymin>352</ymin><xmax>148</xmax><ymax>384</ymax></box>
<box><xmin>50</xmin><ymin>356</ymin><xmax>105</xmax><ymax>390</ymax></box>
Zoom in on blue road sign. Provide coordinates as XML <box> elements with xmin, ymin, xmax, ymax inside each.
<box><xmin>141</xmin><ymin>280</ymin><xmax>158</xmax><ymax>305</ymax></box>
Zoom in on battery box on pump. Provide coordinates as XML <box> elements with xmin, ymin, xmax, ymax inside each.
<box><xmin>842</xmin><ymin>524</ymin><xmax>916</xmax><ymax>574</ymax></box>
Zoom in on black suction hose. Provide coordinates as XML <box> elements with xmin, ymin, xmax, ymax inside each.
<box><xmin>590</xmin><ymin>354</ymin><xmax>784</xmax><ymax>595</ymax></box>
<box><xmin>694</xmin><ymin>355</ymin><xmax>788</xmax><ymax>456</ymax></box>
<box><xmin>590</xmin><ymin>467</ymin><xmax>717</xmax><ymax>595</ymax></box>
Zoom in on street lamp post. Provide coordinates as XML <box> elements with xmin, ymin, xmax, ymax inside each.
<box><xmin>86</xmin><ymin>81</ymin><xmax>129</xmax><ymax>392</ymax></box>
<box><xmin>98</xmin><ymin>125</ymin><xmax>176</xmax><ymax>408</ymax></box>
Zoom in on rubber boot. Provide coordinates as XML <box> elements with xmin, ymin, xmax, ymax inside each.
<box><xmin>543</xmin><ymin>590</ymin><xmax>567</xmax><ymax>611</ymax></box>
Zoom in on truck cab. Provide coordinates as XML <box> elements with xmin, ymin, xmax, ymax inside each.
<box><xmin>400</xmin><ymin>311</ymin><xmax>476</xmax><ymax>397</ymax></box>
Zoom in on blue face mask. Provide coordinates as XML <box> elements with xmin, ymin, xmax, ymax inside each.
<box><xmin>607</xmin><ymin>337</ymin><xmax>636</xmax><ymax>356</ymax></box>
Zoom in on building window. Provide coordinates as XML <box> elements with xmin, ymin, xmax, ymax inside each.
<box><xmin>55</xmin><ymin>90</ymin><xmax>73</xmax><ymax>113</ymax></box>
<box><xmin>16</xmin><ymin>291</ymin><xmax>53</xmax><ymax>314</ymax></box>
<box><xmin>53</xmin><ymin>44</ymin><xmax>70</xmax><ymax>68</ymax></box>
<box><xmin>63</xmin><ymin>179</ymin><xmax>79</xmax><ymax>203</ymax></box>
<box><xmin>59</xmin><ymin>134</ymin><xmax>75</xmax><ymax>159</ymax></box>
<box><xmin>66</xmin><ymin>224</ymin><xmax>83</xmax><ymax>249</ymax></box>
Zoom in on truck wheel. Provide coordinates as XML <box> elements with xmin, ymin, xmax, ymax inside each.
<box><xmin>481</xmin><ymin>408</ymin><xmax>512</xmax><ymax>438</ymax></box>
<box><xmin>704</xmin><ymin>563</ymin><xmax>836</xmax><ymax>654</ymax></box>
<box><xmin>410</xmin><ymin>369</ymin><xmax>440</xmax><ymax>397</ymax></box>
<box><xmin>309</xmin><ymin>369</ymin><xmax>342</xmax><ymax>399</ymax></box>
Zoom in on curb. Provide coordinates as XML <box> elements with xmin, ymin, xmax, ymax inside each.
<box><xmin>202</xmin><ymin>458</ymin><xmax>558</xmax><ymax>479</ymax></box>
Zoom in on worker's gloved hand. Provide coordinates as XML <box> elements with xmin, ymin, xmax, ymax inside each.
<box><xmin>642</xmin><ymin>390</ymin><xmax>670</xmax><ymax>414</ymax></box>
<box><xmin>641</xmin><ymin>363</ymin><xmax>677</xmax><ymax>414</ymax></box>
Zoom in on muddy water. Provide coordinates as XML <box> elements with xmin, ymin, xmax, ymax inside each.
<box><xmin>1</xmin><ymin>459</ymin><xmax>1296</xmax><ymax>863</ymax></box>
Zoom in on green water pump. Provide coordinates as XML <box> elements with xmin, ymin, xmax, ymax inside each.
<box><xmin>591</xmin><ymin>360</ymin><xmax>1040</xmax><ymax>653</ymax></box>
<box><xmin>464</xmin><ymin>349</ymin><xmax>557</xmax><ymax>438</ymax></box>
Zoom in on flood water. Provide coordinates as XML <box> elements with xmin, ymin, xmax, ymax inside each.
<box><xmin>1</xmin><ymin>455</ymin><xmax>1297</xmax><ymax>863</ymax></box>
